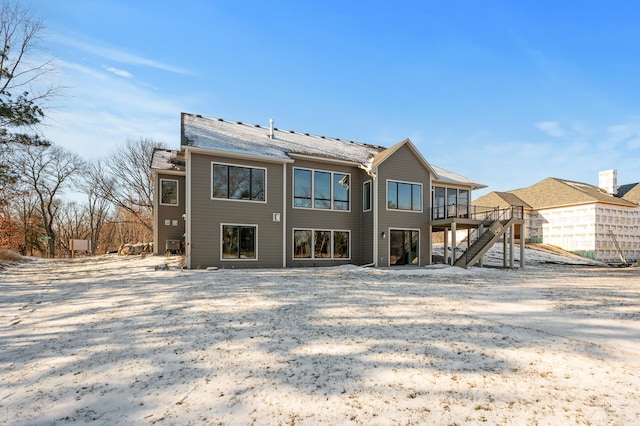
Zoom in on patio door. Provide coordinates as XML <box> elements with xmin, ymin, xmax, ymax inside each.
<box><xmin>390</xmin><ymin>230</ymin><xmax>419</xmax><ymax>265</ymax></box>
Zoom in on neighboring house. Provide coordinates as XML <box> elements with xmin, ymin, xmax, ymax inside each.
<box><xmin>151</xmin><ymin>113</ymin><xmax>491</xmax><ymax>269</ymax></box>
<box><xmin>473</xmin><ymin>170</ymin><xmax>640</xmax><ymax>263</ymax></box>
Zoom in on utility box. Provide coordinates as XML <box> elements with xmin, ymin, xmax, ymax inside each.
<box><xmin>165</xmin><ymin>239</ymin><xmax>182</xmax><ymax>255</ymax></box>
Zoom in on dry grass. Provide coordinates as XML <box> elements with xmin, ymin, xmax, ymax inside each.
<box><xmin>0</xmin><ymin>249</ymin><xmax>22</xmax><ymax>262</ymax></box>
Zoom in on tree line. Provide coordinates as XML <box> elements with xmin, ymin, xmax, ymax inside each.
<box><xmin>0</xmin><ymin>2</ymin><xmax>163</xmax><ymax>258</ymax></box>
<box><xmin>1</xmin><ymin>138</ymin><xmax>163</xmax><ymax>258</ymax></box>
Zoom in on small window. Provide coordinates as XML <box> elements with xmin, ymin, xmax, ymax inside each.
<box><xmin>294</xmin><ymin>169</ymin><xmax>312</xmax><ymax>208</ymax></box>
<box><xmin>363</xmin><ymin>180</ymin><xmax>371</xmax><ymax>212</ymax></box>
<box><xmin>160</xmin><ymin>179</ymin><xmax>178</xmax><ymax>205</ymax></box>
<box><xmin>314</xmin><ymin>230</ymin><xmax>331</xmax><ymax>258</ymax></box>
<box><xmin>294</xmin><ymin>230</ymin><xmax>312</xmax><ymax>258</ymax></box>
<box><xmin>222</xmin><ymin>225</ymin><xmax>257</xmax><ymax>259</ymax></box>
<box><xmin>314</xmin><ymin>171</ymin><xmax>331</xmax><ymax>209</ymax></box>
<box><xmin>333</xmin><ymin>231</ymin><xmax>350</xmax><ymax>258</ymax></box>
<box><xmin>334</xmin><ymin>173</ymin><xmax>349</xmax><ymax>210</ymax></box>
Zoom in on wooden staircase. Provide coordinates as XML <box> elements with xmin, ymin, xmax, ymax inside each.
<box><xmin>452</xmin><ymin>206</ymin><xmax>521</xmax><ymax>268</ymax></box>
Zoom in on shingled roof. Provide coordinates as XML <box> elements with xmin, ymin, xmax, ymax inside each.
<box><xmin>474</xmin><ymin>177</ymin><xmax>638</xmax><ymax>210</ymax></box>
<box><xmin>473</xmin><ymin>191</ymin><xmax>532</xmax><ymax>210</ymax></box>
<box><xmin>617</xmin><ymin>182</ymin><xmax>640</xmax><ymax>204</ymax></box>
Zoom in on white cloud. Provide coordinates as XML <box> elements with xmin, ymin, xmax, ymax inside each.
<box><xmin>50</xmin><ymin>33</ymin><xmax>191</xmax><ymax>75</ymax></box>
<box><xmin>104</xmin><ymin>66</ymin><xmax>133</xmax><ymax>79</ymax></box>
<box><xmin>535</xmin><ymin>121</ymin><xmax>565</xmax><ymax>138</ymax></box>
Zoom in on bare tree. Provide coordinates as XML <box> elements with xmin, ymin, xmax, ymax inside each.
<box><xmin>0</xmin><ymin>2</ymin><xmax>61</xmax><ymax>185</ymax></box>
<box><xmin>79</xmin><ymin>159</ymin><xmax>113</xmax><ymax>254</ymax></box>
<box><xmin>100</xmin><ymin>138</ymin><xmax>164</xmax><ymax>236</ymax></box>
<box><xmin>54</xmin><ymin>200</ymin><xmax>88</xmax><ymax>257</ymax></box>
<box><xmin>11</xmin><ymin>143</ymin><xmax>84</xmax><ymax>257</ymax></box>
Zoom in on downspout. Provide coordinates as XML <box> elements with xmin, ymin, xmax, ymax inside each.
<box><xmin>282</xmin><ymin>162</ymin><xmax>287</xmax><ymax>268</ymax></box>
<box><xmin>152</xmin><ymin>171</ymin><xmax>158</xmax><ymax>255</ymax></box>
<box><xmin>185</xmin><ymin>148</ymin><xmax>192</xmax><ymax>269</ymax></box>
<box><xmin>373</xmin><ymin>165</ymin><xmax>379</xmax><ymax>267</ymax></box>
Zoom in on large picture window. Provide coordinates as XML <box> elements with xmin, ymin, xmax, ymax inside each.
<box><xmin>212</xmin><ymin>163</ymin><xmax>265</xmax><ymax>201</ymax></box>
<box><xmin>293</xmin><ymin>229</ymin><xmax>350</xmax><ymax>260</ymax></box>
<box><xmin>293</xmin><ymin>168</ymin><xmax>350</xmax><ymax>211</ymax></box>
<box><xmin>160</xmin><ymin>179</ymin><xmax>178</xmax><ymax>205</ymax></box>
<box><xmin>222</xmin><ymin>225</ymin><xmax>257</xmax><ymax>259</ymax></box>
<box><xmin>387</xmin><ymin>181</ymin><xmax>422</xmax><ymax>211</ymax></box>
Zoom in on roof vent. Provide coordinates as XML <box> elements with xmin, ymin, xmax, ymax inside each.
<box><xmin>269</xmin><ymin>119</ymin><xmax>274</xmax><ymax>139</ymax></box>
<box><xmin>236</xmin><ymin>121</ymin><xmax>243</xmax><ymax>124</ymax></box>
<box><xmin>217</xmin><ymin>118</ymin><xmax>223</xmax><ymax>121</ymax></box>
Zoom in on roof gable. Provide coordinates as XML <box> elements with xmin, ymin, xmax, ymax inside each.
<box><xmin>371</xmin><ymin>138</ymin><xmax>437</xmax><ymax>176</ymax></box>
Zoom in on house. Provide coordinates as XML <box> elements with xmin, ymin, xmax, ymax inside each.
<box><xmin>152</xmin><ymin>113</ymin><xmax>501</xmax><ymax>269</ymax></box>
<box><xmin>473</xmin><ymin>170</ymin><xmax>640</xmax><ymax>263</ymax></box>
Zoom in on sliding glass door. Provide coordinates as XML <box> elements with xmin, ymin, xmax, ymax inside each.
<box><xmin>389</xmin><ymin>230</ymin><xmax>419</xmax><ymax>266</ymax></box>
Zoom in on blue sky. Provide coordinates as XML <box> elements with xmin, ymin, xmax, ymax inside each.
<box><xmin>26</xmin><ymin>0</ymin><xmax>640</xmax><ymax>196</ymax></box>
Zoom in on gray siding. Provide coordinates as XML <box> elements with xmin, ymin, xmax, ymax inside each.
<box><xmin>155</xmin><ymin>173</ymin><xmax>186</xmax><ymax>254</ymax></box>
<box><xmin>189</xmin><ymin>152</ymin><xmax>285</xmax><ymax>268</ymax></box>
<box><xmin>285</xmin><ymin>159</ymin><xmax>372</xmax><ymax>267</ymax></box>
<box><xmin>375</xmin><ymin>145</ymin><xmax>432</xmax><ymax>267</ymax></box>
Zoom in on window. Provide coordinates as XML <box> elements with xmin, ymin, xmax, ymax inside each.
<box><xmin>293</xmin><ymin>229</ymin><xmax>350</xmax><ymax>259</ymax></box>
<box><xmin>293</xmin><ymin>168</ymin><xmax>350</xmax><ymax>211</ymax></box>
<box><xmin>363</xmin><ymin>180</ymin><xmax>371</xmax><ymax>212</ymax></box>
<box><xmin>314</xmin><ymin>172</ymin><xmax>331</xmax><ymax>209</ymax></box>
<box><xmin>160</xmin><ymin>179</ymin><xmax>178</xmax><ymax>205</ymax></box>
<box><xmin>433</xmin><ymin>186</ymin><xmax>445</xmax><ymax>219</ymax></box>
<box><xmin>387</xmin><ymin>181</ymin><xmax>422</xmax><ymax>211</ymax></box>
<box><xmin>212</xmin><ymin>163</ymin><xmax>265</xmax><ymax>201</ymax></box>
<box><xmin>447</xmin><ymin>188</ymin><xmax>458</xmax><ymax>217</ymax></box>
<box><xmin>222</xmin><ymin>225</ymin><xmax>257</xmax><ymax>259</ymax></box>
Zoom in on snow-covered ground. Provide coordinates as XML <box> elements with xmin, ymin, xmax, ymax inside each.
<box><xmin>1</xmin><ymin>250</ymin><xmax>639</xmax><ymax>425</ymax></box>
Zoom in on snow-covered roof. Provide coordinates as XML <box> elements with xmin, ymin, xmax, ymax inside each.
<box><xmin>150</xmin><ymin>148</ymin><xmax>185</xmax><ymax>173</ymax></box>
<box><xmin>182</xmin><ymin>113</ymin><xmax>384</xmax><ymax>167</ymax></box>
<box><xmin>181</xmin><ymin>113</ymin><xmax>483</xmax><ymax>188</ymax></box>
<box><xmin>432</xmin><ymin>165</ymin><xmax>487</xmax><ymax>189</ymax></box>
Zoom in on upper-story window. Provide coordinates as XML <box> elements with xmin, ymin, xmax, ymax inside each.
<box><xmin>212</xmin><ymin>162</ymin><xmax>266</xmax><ymax>202</ymax></box>
<box><xmin>363</xmin><ymin>180</ymin><xmax>372</xmax><ymax>212</ymax></box>
<box><xmin>293</xmin><ymin>168</ymin><xmax>350</xmax><ymax>211</ymax></box>
<box><xmin>432</xmin><ymin>186</ymin><xmax>469</xmax><ymax>219</ymax></box>
<box><xmin>387</xmin><ymin>180</ymin><xmax>422</xmax><ymax>211</ymax></box>
<box><xmin>160</xmin><ymin>179</ymin><xmax>178</xmax><ymax>205</ymax></box>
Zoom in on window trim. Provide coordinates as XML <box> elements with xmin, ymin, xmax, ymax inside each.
<box><xmin>211</xmin><ymin>161</ymin><xmax>267</xmax><ymax>203</ymax></box>
<box><xmin>159</xmin><ymin>178</ymin><xmax>179</xmax><ymax>206</ymax></box>
<box><xmin>292</xmin><ymin>167</ymin><xmax>351</xmax><ymax>212</ymax></box>
<box><xmin>363</xmin><ymin>180</ymin><xmax>372</xmax><ymax>212</ymax></box>
<box><xmin>220</xmin><ymin>223</ymin><xmax>259</xmax><ymax>261</ymax></box>
<box><xmin>386</xmin><ymin>179</ymin><xmax>423</xmax><ymax>213</ymax></box>
<box><xmin>292</xmin><ymin>228</ymin><xmax>351</xmax><ymax>260</ymax></box>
